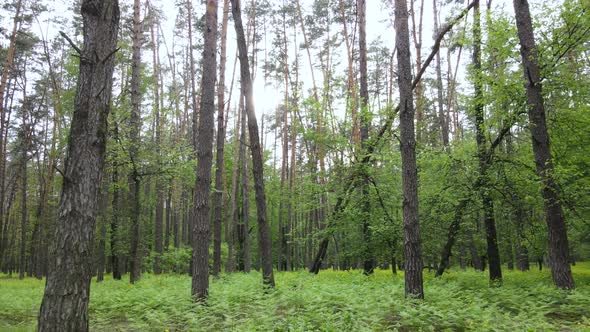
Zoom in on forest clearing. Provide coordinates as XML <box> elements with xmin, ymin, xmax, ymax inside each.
<box><xmin>2</xmin><ymin>264</ymin><xmax>590</xmax><ymax>331</ymax></box>
<box><xmin>0</xmin><ymin>0</ymin><xmax>588</xmax><ymax>330</ymax></box>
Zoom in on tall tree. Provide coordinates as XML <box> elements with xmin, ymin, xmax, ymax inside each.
<box><xmin>37</xmin><ymin>0</ymin><xmax>120</xmax><ymax>329</ymax></box>
<box><xmin>395</xmin><ymin>0</ymin><xmax>424</xmax><ymax>299</ymax></box>
<box><xmin>212</xmin><ymin>0</ymin><xmax>230</xmax><ymax>278</ymax></box>
<box><xmin>357</xmin><ymin>0</ymin><xmax>374</xmax><ymax>275</ymax></box>
<box><xmin>129</xmin><ymin>0</ymin><xmax>144</xmax><ymax>284</ymax></box>
<box><xmin>512</xmin><ymin>0</ymin><xmax>575</xmax><ymax>289</ymax></box>
<box><xmin>473</xmin><ymin>0</ymin><xmax>502</xmax><ymax>283</ymax></box>
<box><xmin>230</xmin><ymin>0</ymin><xmax>275</xmax><ymax>288</ymax></box>
<box><xmin>0</xmin><ymin>0</ymin><xmax>23</xmax><ymax>267</ymax></box>
<box><xmin>192</xmin><ymin>0</ymin><xmax>218</xmax><ymax>301</ymax></box>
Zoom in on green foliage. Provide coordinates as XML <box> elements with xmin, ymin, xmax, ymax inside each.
<box><xmin>2</xmin><ymin>265</ymin><xmax>590</xmax><ymax>331</ymax></box>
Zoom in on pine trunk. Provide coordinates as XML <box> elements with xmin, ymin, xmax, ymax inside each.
<box><xmin>37</xmin><ymin>1</ymin><xmax>119</xmax><ymax>329</ymax></box>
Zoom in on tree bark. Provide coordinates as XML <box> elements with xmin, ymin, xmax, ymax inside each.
<box><xmin>231</xmin><ymin>0</ymin><xmax>275</xmax><ymax>287</ymax></box>
<box><xmin>150</xmin><ymin>6</ymin><xmax>164</xmax><ymax>275</ymax></box>
<box><xmin>129</xmin><ymin>0</ymin><xmax>143</xmax><ymax>284</ymax></box>
<box><xmin>37</xmin><ymin>1</ymin><xmax>119</xmax><ymax>330</ymax></box>
<box><xmin>0</xmin><ymin>0</ymin><xmax>22</xmax><ymax>269</ymax></box>
<box><xmin>512</xmin><ymin>0</ymin><xmax>574</xmax><ymax>289</ymax></box>
<box><xmin>395</xmin><ymin>0</ymin><xmax>424</xmax><ymax>299</ymax></box>
<box><xmin>191</xmin><ymin>0</ymin><xmax>218</xmax><ymax>302</ymax></box>
<box><xmin>473</xmin><ymin>0</ymin><xmax>502</xmax><ymax>284</ymax></box>
<box><xmin>212</xmin><ymin>0</ymin><xmax>230</xmax><ymax>278</ymax></box>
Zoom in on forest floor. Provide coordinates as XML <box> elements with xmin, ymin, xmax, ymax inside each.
<box><xmin>1</xmin><ymin>263</ymin><xmax>589</xmax><ymax>331</ymax></box>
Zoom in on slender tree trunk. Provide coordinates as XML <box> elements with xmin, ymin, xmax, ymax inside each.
<box><xmin>226</xmin><ymin>106</ymin><xmax>241</xmax><ymax>273</ymax></box>
<box><xmin>19</xmin><ymin>109</ymin><xmax>28</xmax><ymax>280</ymax></box>
<box><xmin>111</xmin><ymin>125</ymin><xmax>122</xmax><ymax>280</ymax></box>
<box><xmin>187</xmin><ymin>0</ymin><xmax>200</xmax><ymax>149</ymax></box>
<box><xmin>150</xmin><ymin>7</ymin><xmax>164</xmax><ymax>275</ymax></box>
<box><xmin>433</xmin><ymin>0</ymin><xmax>449</xmax><ymax>146</ymax></box>
<box><xmin>231</xmin><ymin>0</ymin><xmax>275</xmax><ymax>287</ymax></box>
<box><xmin>37</xmin><ymin>1</ymin><xmax>119</xmax><ymax>329</ymax></box>
<box><xmin>0</xmin><ymin>0</ymin><xmax>22</xmax><ymax>269</ymax></box>
<box><xmin>357</xmin><ymin>0</ymin><xmax>374</xmax><ymax>275</ymax></box>
<box><xmin>472</xmin><ymin>0</ymin><xmax>502</xmax><ymax>284</ymax></box>
<box><xmin>129</xmin><ymin>0</ymin><xmax>143</xmax><ymax>284</ymax></box>
<box><xmin>395</xmin><ymin>0</ymin><xmax>424</xmax><ymax>299</ymax></box>
<box><xmin>213</xmin><ymin>0</ymin><xmax>230</xmax><ymax>277</ymax></box>
<box><xmin>435</xmin><ymin>199</ymin><xmax>468</xmax><ymax>277</ymax></box>
<box><xmin>191</xmin><ymin>0</ymin><xmax>218</xmax><ymax>302</ymax></box>
<box><xmin>512</xmin><ymin>0</ymin><xmax>574</xmax><ymax>289</ymax></box>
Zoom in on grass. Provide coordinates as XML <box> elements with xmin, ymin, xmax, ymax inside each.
<box><xmin>1</xmin><ymin>264</ymin><xmax>590</xmax><ymax>331</ymax></box>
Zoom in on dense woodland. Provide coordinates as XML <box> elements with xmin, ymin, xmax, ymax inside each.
<box><xmin>0</xmin><ymin>0</ymin><xmax>589</xmax><ymax>330</ymax></box>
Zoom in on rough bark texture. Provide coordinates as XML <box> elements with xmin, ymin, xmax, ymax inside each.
<box><xmin>191</xmin><ymin>0</ymin><xmax>218</xmax><ymax>301</ymax></box>
<box><xmin>110</xmin><ymin>128</ymin><xmax>122</xmax><ymax>280</ymax></box>
<box><xmin>231</xmin><ymin>0</ymin><xmax>275</xmax><ymax>288</ymax></box>
<box><xmin>128</xmin><ymin>0</ymin><xmax>143</xmax><ymax>284</ymax></box>
<box><xmin>473</xmin><ymin>0</ymin><xmax>502</xmax><ymax>284</ymax></box>
<box><xmin>212</xmin><ymin>0</ymin><xmax>230</xmax><ymax>278</ymax></box>
<box><xmin>37</xmin><ymin>1</ymin><xmax>119</xmax><ymax>330</ymax></box>
<box><xmin>150</xmin><ymin>10</ymin><xmax>164</xmax><ymax>275</ymax></box>
<box><xmin>395</xmin><ymin>0</ymin><xmax>424</xmax><ymax>299</ymax></box>
<box><xmin>512</xmin><ymin>0</ymin><xmax>574</xmax><ymax>289</ymax></box>
<box><xmin>357</xmin><ymin>0</ymin><xmax>374</xmax><ymax>276</ymax></box>
<box><xmin>0</xmin><ymin>0</ymin><xmax>22</xmax><ymax>268</ymax></box>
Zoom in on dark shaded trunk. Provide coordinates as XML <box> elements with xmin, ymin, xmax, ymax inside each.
<box><xmin>435</xmin><ymin>199</ymin><xmax>468</xmax><ymax>277</ymax></box>
<box><xmin>0</xmin><ymin>0</ymin><xmax>22</xmax><ymax>269</ymax></box>
<box><xmin>512</xmin><ymin>0</ymin><xmax>574</xmax><ymax>290</ymax></box>
<box><xmin>468</xmin><ymin>230</ymin><xmax>483</xmax><ymax>270</ymax></box>
<box><xmin>395</xmin><ymin>0</ymin><xmax>424</xmax><ymax>299</ymax></box>
<box><xmin>110</xmin><ymin>136</ymin><xmax>121</xmax><ymax>280</ymax></box>
<box><xmin>165</xmin><ymin>187</ymin><xmax>171</xmax><ymax>249</ymax></box>
<box><xmin>231</xmin><ymin>0</ymin><xmax>275</xmax><ymax>287</ymax></box>
<box><xmin>212</xmin><ymin>0</ymin><xmax>229</xmax><ymax>278</ymax></box>
<box><xmin>37</xmin><ymin>1</ymin><xmax>119</xmax><ymax>330</ymax></box>
<box><xmin>150</xmin><ymin>7</ymin><xmax>164</xmax><ymax>275</ymax></box>
<box><xmin>128</xmin><ymin>0</ymin><xmax>143</xmax><ymax>285</ymax></box>
<box><xmin>473</xmin><ymin>0</ymin><xmax>502</xmax><ymax>284</ymax></box>
<box><xmin>358</xmin><ymin>0</ymin><xmax>374</xmax><ymax>276</ymax></box>
<box><xmin>191</xmin><ymin>0</ymin><xmax>218</xmax><ymax>302</ymax></box>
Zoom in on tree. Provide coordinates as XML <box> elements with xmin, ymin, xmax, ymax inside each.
<box><xmin>472</xmin><ymin>0</ymin><xmax>502</xmax><ymax>283</ymax></box>
<box><xmin>192</xmin><ymin>0</ymin><xmax>218</xmax><ymax>301</ymax></box>
<box><xmin>212</xmin><ymin>0</ymin><xmax>230</xmax><ymax>278</ymax></box>
<box><xmin>128</xmin><ymin>0</ymin><xmax>144</xmax><ymax>284</ymax></box>
<box><xmin>395</xmin><ymin>0</ymin><xmax>424</xmax><ymax>299</ymax></box>
<box><xmin>37</xmin><ymin>0</ymin><xmax>120</xmax><ymax>330</ymax></box>
<box><xmin>512</xmin><ymin>0</ymin><xmax>575</xmax><ymax>289</ymax></box>
<box><xmin>230</xmin><ymin>0</ymin><xmax>275</xmax><ymax>288</ymax></box>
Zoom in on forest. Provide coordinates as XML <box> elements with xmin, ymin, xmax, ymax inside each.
<box><xmin>0</xmin><ymin>0</ymin><xmax>589</xmax><ymax>330</ymax></box>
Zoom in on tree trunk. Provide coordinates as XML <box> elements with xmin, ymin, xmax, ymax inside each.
<box><xmin>111</xmin><ymin>127</ymin><xmax>122</xmax><ymax>280</ymax></box>
<box><xmin>191</xmin><ymin>0</ymin><xmax>218</xmax><ymax>302</ymax></box>
<box><xmin>395</xmin><ymin>0</ymin><xmax>424</xmax><ymax>299</ymax></box>
<box><xmin>19</xmin><ymin>111</ymin><xmax>28</xmax><ymax>280</ymax></box>
<box><xmin>357</xmin><ymin>0</ymin><xmax>374</xmax><ymax>275</ymax></box>
<box><xmin>473</xmin><ymin>0</ymin><xmax>502</xmax><ymax>284</ymax></box>
<box><xmin>0</xmin><ymin>0</ymin><xmax>22</xmax><ymax>270</ymax></box>
<box><xmin>433</xmin><ymin>0</ymin><xmax>449</xmax><ymax>146</ymax></box>
<box><xmin>37</xmin><ymin>1</ymin><xmax>119</xmax><ymax>330</ymax></box>
<box><xmin>512</xmin><ymin>0</ymin><xmax>574</xmax><ymax>289</ymax></box>
<box><xmin>212</xmin><ymin>0</ymin><xmax>229</xmax><ymax>278</ymax></box>
<box><xmin>150</xmin><ymin>8</ymin><xmax>164</xmax><ymax>275</ymax></box>
<box><xmin>129</xmin><ymin>0</ymin><xmax>143</xmax><ymax>285</ymax></box>
<box><xmin>435</xmin><ymin>199</ymin><xmax>468</xmax><ymax>277</ymax></box>
<box><xmin>231</xmin><ymin>0</ymin><xmax>275</xmax><ymax>287</ymax></box>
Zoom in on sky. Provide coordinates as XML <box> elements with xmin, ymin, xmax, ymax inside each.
<box><xmin>5</xmin><ymin>0</ymin><xmax>558</xmax><ymax>133</ymax></box>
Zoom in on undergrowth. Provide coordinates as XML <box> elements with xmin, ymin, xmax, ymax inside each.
<box><xmin>1</xmin><ymin>263</ymin><xmax>589</xmax><ymax>331</ymax></box>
